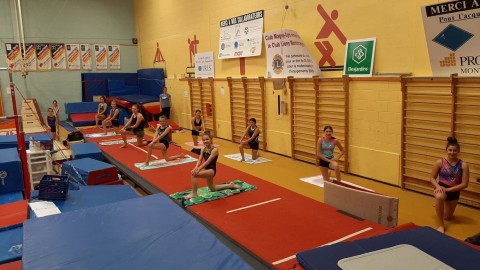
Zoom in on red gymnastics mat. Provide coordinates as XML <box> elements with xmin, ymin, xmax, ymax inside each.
<box><xmin>82</xmin><ymin>127</ymin><xmax>387</xmax><ymax>269</ymax></box>
<box><xmin>0</xmin><ymin>200</ymin><xmax>27</xmax><ymax>228</ymax></box>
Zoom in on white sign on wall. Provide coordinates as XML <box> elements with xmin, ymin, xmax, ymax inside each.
<box><xmin>218</xmin><ymin>10</ymin><xmax>264</xmax><ymax>59</ymax></box>
<box><xmin>195</xmin><ymin>51</ymin><xmax>215</xmax><ymax>78</ymax></box>
<box><xmin>422</xmin><ymin>0</ymin><xmax>480</xmax><ymax>76</ymax></box>
<box><xmin>264</xmin><ymin>29</ymin><xmax>321</xmax><ymax>78</ymax></box>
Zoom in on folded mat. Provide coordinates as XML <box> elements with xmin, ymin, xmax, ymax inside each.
<box><xmin>134</xmin><ymin>155</ymin><xmax>197</xmax><ymax>170</ymax></box>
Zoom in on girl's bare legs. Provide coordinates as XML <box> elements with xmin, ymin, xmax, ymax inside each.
<box><xmin>329</xmin><ymin>160</ymin><xmax>341</xmax><ymax>181</ymax></box>
<box><xmin>320</xmin><ymin>166</ymin><xmax>330</xmax><ymax>182</ymax></box>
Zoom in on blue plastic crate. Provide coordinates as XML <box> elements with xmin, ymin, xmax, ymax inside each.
<box><xmin>38</xmin><ymin>175</ymin><xmax>69</xmax><ymax>201</ymax></box>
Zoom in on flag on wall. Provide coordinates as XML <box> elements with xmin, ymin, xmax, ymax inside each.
<box><xmin>108</xmin><ymin>45</ymin><xmax>121</xmax><ymax>70</ymax></box>
<box><xmin>66</xmin><ymin>44</ymin><xmax>80</xmax><ymax>70</ymax></box>
<box><xmin>24</xmin><ymin>44</ymin><xmax>37</xmax><ymax>72</ymax></box>
<box><xmin>94</xmin><ymin>44</ymin><xmax>108</xmax><ymax>70</ymax></box>
<box><xmin>80</xmin><ymin>44</ymin><xmax>92</xmax><ymax>70</ymax></box>
<box><xmin>51</xmin><ymin>44</ymin><xmax>67</xmax><ymax>70</ymax></box>
<box><xmin>5</xmin><ymin>43</ymin><xmax>22</xmax><ymax>71</ymax></box>
<box><xmin>36</xmin><ymin>43</ymin><xmax>52</xmax><ymax>71</ymax></box>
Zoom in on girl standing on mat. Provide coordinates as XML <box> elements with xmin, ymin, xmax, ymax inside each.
<box><xmin>142</xmin><ymin>115</ymin><xmax>185</xmax><ymax>166</ymax></box>
<box><xmin>184</xmin><ymin>133</ymin><xmax>240</xmax><ymax>199</ymax></box>
<box><xmin>120</xmin><ymin>104</ymin><xmax>146</xmax><ymax>148</ymax></box>
<box><xmin>102</xmin><ymin>99</ymin><xmax>120</xmax><ymax>134</ymax></box>
<box><xmin>160</xmin><ymin>86</ymin><xmax>172</xmax><ymax>119</ymax></box>
<box><xmin>95</xmin><ymin>96</ymin><xmax>108</xmax><ymax>128</ymax></box>
<box><xmin>316</xmin><ymin>125</ymin><xmax>344</xmax><ymax>182</ymax></box>
<box><xmin>191</xmin><ymin>109</ymin><xmax>205</xmax><ymax>146</ymax></box>
<box><xmin>45</xmin><ymin>107</ymin><xmax>59</xmax><ymax>140</ymax></box>
<box><xmin>52</xmin><ymin>100</ymin><xmax>60</xmax><ymax>117</ymax></box>
<box><xmin>430</xmin><ymin>137</ymin><xmax>469</xmax><ymax>234</ymax></box>
<box><xmin>239</xmin><ymin>118</ymin><xmax>260</xmax><ymax>162</ymax></box>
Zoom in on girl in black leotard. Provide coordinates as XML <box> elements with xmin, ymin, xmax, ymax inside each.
<box><xmin>239</xmin><ymin>118</ymin><xmax>261</xmax><ymax>162</ymax></box>
<box><xmin>45</xmin><ymin>107</ymin><xmax>59</xmax><ymax>140</ymax></box>
<box><xmin>184</xmin><ymin>133</ymin><xmax>240</xmax><ymax>199</ymax></box>
<box><xmin>102</xmin><ymin>100</ymin><xmax>120</xmax><ymax>134</ymax></box>
<box><xmin>191</xmin><ymin>109</ymin><xmax>205</xmax><ymax>146</ymax></box>
<box><xmin>95</xmin><ymin>96</ymin><xmax>108</xmax><ymax>128</ymax></box>
<box><xmin>142</xmin><ymin>115</ymin><xmax>186</xmax><ymax>166</ymax></box>
<box><xmin>120</xmin><ymin>104</ymin><xmax>147</xmax><ymax>148</ymax></box>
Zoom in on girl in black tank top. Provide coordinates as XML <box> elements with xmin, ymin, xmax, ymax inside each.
<box><xmin>239</xmin><ymin>118</ymin><xmax>261</xmax><ymax>162</ymax></box>
<box><xmin>191</xmin><ymin>110</ymin><xmax>205</xmax><ymax>146</ymax></box>
<box><xmin>141</xmin><ymin>115</ymin><xmax>186</xmax><ymax>166</ymax></box>
<box><xmin>184</xmin><ymin>133</ymin><xmax>240</xmax><ymax>199</ymax></box>
<box><xmin>120</xmin><ymin>104</ymin><xmax>147</xmax><ymax>148</ymax></box>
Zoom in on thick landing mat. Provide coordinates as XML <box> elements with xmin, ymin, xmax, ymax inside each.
<box><xmin>0</xmin><ymin>200</ymin><xmax>27</xmax><ymax>228</ymax></box>
<box><xmin>0</xmin><ymin>225</ymin><xmax>23</xmax><ymax>264</ymax></box>
<box><xmin>296</xmin><ymin>226</ymin><xmax>480</xmax><ymax>270</ymax></box>
<box><xmin>22</xmin><ymin>193</ymin><xmax>254</xmax><ymax>270</ymax></box>
<box><xmin>134</xmin><ymin>155</ymin><xmax>197</xmax><ymax>170</ymax></box>
<box><xmin>224</xmin><ymin>153</ymin><xmax>272</xmax><ymax>164</ymax></box>
<box><xmin>170</xmin><ymin>180</ymin><xmax>257</xmax><ymax>206</ymax></box>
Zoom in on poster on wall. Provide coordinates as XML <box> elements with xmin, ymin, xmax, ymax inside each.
<box><xmin>343</xmin><ymin>38</ymin><xmax>376</xmax><ymax>77</ymax></box>
<box><xmin>5</xmin><ymin>43</ymin><xmax>22</xmax><ymax>71</ymax></box>
<box><xmin>218</xmin><ymin>10</ymin><xmax>264</xmax><ymax>59</ymax></box>
<box><xmin>51</xmin><ymin>44</ymin><xmax>67</xmax><ymax>70</ymax></box>
<box><xmin>80</xmin><ymin>44</ymin><xmax>92</xmax><ymax>70</ymax></box>
<box><xmin>24</xmin><ymin>44</ymin><xmax>37</xmax><ymax>72</ymax></box>
<box><xmin>108</xmin><ymin>45</ymin><xmax>121</xmax><ymax>70</ymax></box>
<box><xmin>66</xmin><ymin>44</ymin><xmax>81</xmax><ymax>70</ymax></box>
<box><xmin>94</xmin><ymin>44</ymin><xmax>108</xmax><ymax>70</ymax></box>
<box><xmin>195</xmin><ymin>51</ymin><xmax>215</xmax><ymax>78</ymax></box>
<box><xmin>422</xmin><ymin>0</ymin><xmax>480</xmax><ymax>76</ymax></box>
<box><xmin>263</xmin><ymin>29</ymin><xmax>321</xmax><ymax>78</ymax></box>
<box><xmin>36</xmin><ymin>43</ymin><xmax>52</xmax><ymax>71</ymax></box>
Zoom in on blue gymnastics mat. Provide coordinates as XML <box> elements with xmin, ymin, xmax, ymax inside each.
<box><xmin>29</xmin><ymin>185</ymin><xmax>139</xmax><ymax>218</ymax></box>
<box><xmin>0</xmin><ymin>224</ymin><xmax>23</xmax><ymax>264</ymax></box>
<box><xmin>22</xmin><ymin>193</ymin><xmax>254</xmax><ymax>270</ymax></box>
<box><xmin>296</xmin><ymin>226</ymin><xmax>480</xmax><ymax>270</ymax></box>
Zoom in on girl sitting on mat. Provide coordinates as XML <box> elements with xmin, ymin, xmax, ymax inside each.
<box><xmin>142</xmin><ymin>115</ymin><xmax>186</xmax><ymax>166</ymax></box>
<box><xmin>239</xmin><ymin>118</ymin><xmax>261</xmax><ymax>162</ymax></box>
<box><xmin>102</xmin><ymin>99</ymin><xmax>120</xmax><ymax>134</ymax></box>
<box><xmin>191</xmin><ymin>109</ymin><xmax>205</xmax><ymax>146</ymax></box>
<box><xmin>184</xmin><ymin>132</ymin><xmax>240</xmax><ymax>199</ymax></box>
<box><xmin>430</xmin><ymin>137</ymin><xmax>469</xmax><ymax>234</ymax></box>
<box><xmin>316</xmin><ymin>125</ymin><xmax>344</xmax><ymax>182</ymax></box>
<box><xmin>120</xmin><ymin>104</ymin><xmax>146</xmax><ymax>148</ymax></box>
<box><xmin>95</xmin><ymin>96</ymin><xmax>108</xmax><ymax>128</ymax></box>
<box><xmin>45</xmin><ymin>107</ymin><xmax>59</xmax><ymax>140</ymax></box>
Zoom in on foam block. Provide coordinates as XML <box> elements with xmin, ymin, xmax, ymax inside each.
<box><xmin>324</xmin><ymin>180</ymin><xmax>399</xmax><ymax>227</ymax></box>
<box><xmin>0</xmin><ymin>148</ymin><xmax>23</xmax><ymax>195</ymax></box>
<box><xmin>71</xmin><ymin>142</ymin><xmax>102</xmax><ymax>161</ymax></box>
<box><xmin>0</xmin><ymin>133</ymin><xmax>53</xmax><ymax>151</ymax></box>
<box><xmin>62</xmin><ymin>158</ymin><xmax>118</xmax><ymax>185</ymax></box>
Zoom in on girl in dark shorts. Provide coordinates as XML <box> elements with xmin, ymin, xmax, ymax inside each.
<box><xmin>191</xmin><ymin>109</ymin><xmax>205</xmax><ymax>146</ymax></box>
<box><xmin>184</xmin><ymin>133</ymin><xmax>240</xmax><ymax>199</ymax></box>
<box><xmin>239</xmin><ymin>118</ymin><xmax>261</xmax><ymax>162</ymax></box>
<box><xmin>45</xmin><ymin>107</ymin><xmax>59</xmax><ymax>140</ymax></box>
<box><xmin>430</xmin><ymin>137</ymin><xmax>469</xmax><ymax>234</ymax></box>
<box><xmin>316</xmin><ymin>125</ymin><xmax>344</xmax><ymax>182</ymax></box>
<box><xmin>95</xmin><ymin>96</ymin><xmax>108</xmax><ymax>128</ymax></box>
<box><xmin>120</xmin><ymin>104</ymin><xmax>147</xmax><ymax>148</ymax></box>
<box><xmin>102</xmin><ymin>100</ymin><xmax>120</xmax><ymax>134</ymax></box>
<box><xmin>142</xmin><ymin>115</ymin><xmax>185</xmax><ymax>166</ymax></box>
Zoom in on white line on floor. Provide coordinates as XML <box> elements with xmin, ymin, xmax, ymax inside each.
<box><xmin>128</xmin><ymin>142</ymin><xmax>159</xmax><ymax>160</ymax></box>
<box><xmin>271</xmin><ymin>227</ymin><xmax>373</xmax><ymax>265</ymax></box>
<box><xmin>226</xmin><ymin>198</ymin><xmax>281</xmax><ymax>214</ymax></box>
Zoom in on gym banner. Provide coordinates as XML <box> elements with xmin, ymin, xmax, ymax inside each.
<box><xmin>195</xmin><ymin>51</ymin><xmax>215</xmax><ymax>78</ymax></box>
<box><xmin>36</xmin><ymin>43</ymin><xmax>52</xmax><ymax>71</ymax></box>
<box><xmin>5</xmin><ymin>43</ymin><xmax>22</xmax><ymax>71</ymax></box>
<box><xmin>80</xmin><ymin>44</ymin><xmax>92</xmax><ymax>70</ymax></box>
<box><xmin>263</xmin><ymin>29</ymin><xmax>321</xmax><ymax>78</ymax></box>
<box><xmin>108</xmin><ymin>45</ymin><xmax>121</xmax><ymax>70</ymax></box>
<box><xmin>343</xmin><ymin>38</ymin><xmax>376</xmax><ymax>77</ymax></box>
<box><xmin>422</xmin><ymin>0</ymin><xmax>480</xmax><ymax>76</ymax></box>
<box><xmin>66</xmin><ymin>44</ymin><xmax>80</xmax><ymax>70</ymax></box>
<box><xmin>24</xmin><ymin>44</ymin><xmax>37</xmax><ymax>72</ymax></box>
<box><xmin>51</xmin><ymin>44</ymin><xmax>67</xmax><ymax>70</ymax></box>
<box><xmin>94</xmin><ymin>44</ymin><xmax>107</xmax><ymax>70</ymax></box>
<box><xmin>218</xmin><ymin>10</ymin><xmax>263</xmax><ymax>59</ymax></box>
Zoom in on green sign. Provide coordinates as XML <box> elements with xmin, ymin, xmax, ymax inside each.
<box><xmin>344</xmin><ymin>38</ymin><xmax>376</xmax><ymax>77</ymax></box>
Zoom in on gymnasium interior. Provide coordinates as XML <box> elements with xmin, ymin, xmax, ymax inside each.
<box><xmin>0</xmin><ymin>0</ymin><xmax>479</xmax><ymax>269</ymax></box>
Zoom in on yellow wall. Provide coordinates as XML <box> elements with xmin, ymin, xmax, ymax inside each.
<box><xmin>134</xmin><ymin>0</ymin><xmax>440</xmax><ymax>184</ymax></box>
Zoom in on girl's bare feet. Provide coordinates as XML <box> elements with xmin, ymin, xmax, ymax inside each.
<box><xmin>184</xmin><ymin>193</ymin><xmax>197</xmax><ymax>199</ymax></box>
<box><xmin>437</xmin><ymin>226</ymin><xmax>445</xmax><ymax>234</ymax></box>
<box><xmin>229</xmin><ymin>182</ymin><xmax>241</xmax><ymax>189</ymax></box>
